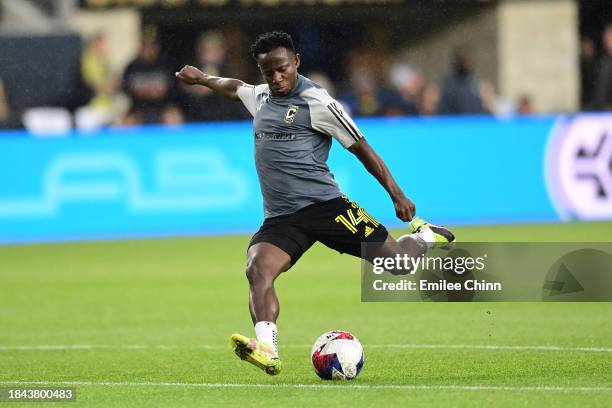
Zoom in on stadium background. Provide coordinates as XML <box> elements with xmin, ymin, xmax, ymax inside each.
<box><xmin>0</xmin><ymin>0</ymin><xmax>611</xmax><ymax>406</ymax></box>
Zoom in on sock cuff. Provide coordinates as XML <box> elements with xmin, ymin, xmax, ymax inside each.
<box><xmin>254</xmin><ymin>321</ymin><xmax>277</xmax><ymax>330</ymax></box>
<box><xmin>254</xmin><ymin>321</ymin><xmax>278</xmax><ymax>355</ymax></box>
<box><xmin>415</xmin><ymin>228</ymin><xmax>435</xmax><ymax>248</ymax></box>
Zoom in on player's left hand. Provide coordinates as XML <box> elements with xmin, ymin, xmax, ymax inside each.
<box><xmin>175</xmin><ymin>65</ymin><xmax>207</xmax><ymax>85</ymax></box>
<box><xmin>393</xmin><ymin>195</ymin><xmax>416</xmax><ymax>222</ymax></box>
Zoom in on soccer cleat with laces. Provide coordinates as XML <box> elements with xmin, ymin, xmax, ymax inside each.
<box><xmin>408</xmin><ymin>216</ymin><xmax>456</xmax><ymax>248</ymax></box>
<box><xmin>230</xmin><ymin>333</ymin><xmax>282</xmax><ymax>375</ymax></box>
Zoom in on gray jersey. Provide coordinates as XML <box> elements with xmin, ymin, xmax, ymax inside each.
<box><xmin>237</xmin><ymin>75</ymin><xmax>364</xmax><ymax>219</ymax></box>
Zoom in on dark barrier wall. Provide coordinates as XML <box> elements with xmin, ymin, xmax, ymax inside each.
<box><xmin>0</xmin><ymin>33</ymin><xmax>84</xmax><ymax>113</ymax></box>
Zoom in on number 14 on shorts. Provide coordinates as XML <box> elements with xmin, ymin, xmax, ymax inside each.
<box><xmin>334</xmin><ymin>198</ymin><xmax>380</xmax><ymax>237</ymax></box>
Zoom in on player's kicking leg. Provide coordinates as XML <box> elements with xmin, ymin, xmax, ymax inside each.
<box><xmin>389</xmin><ymin>217</ymin><xmax>456</xmax><ymax>271</ymax></box>
<box><xmin>230</xmin><ymin>242</ymin><xmax>290</xmax><ymax>375</ymax></box>
<box><xmin>368</xmin><ymin>217</ymin><xmax>455</xmax><ymax>275</ymax></box>
<box><xmin>406</xmin><ymin>217</ymin><xmax>455</xmax><ymax>248</ymax></box>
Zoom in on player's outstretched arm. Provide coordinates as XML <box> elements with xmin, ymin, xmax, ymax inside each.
<box><xmin>175</xmin><ymin>65</ymin><xmax>244</xmax><ymax>101</ymax></box>
<box><xmin>348</xmin><ymin>139</ymin><xmax>416</xmax><ymax>222</ymax></box>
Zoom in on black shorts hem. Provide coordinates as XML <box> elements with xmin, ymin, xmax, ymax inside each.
<box><xmin>248</xmin><ymin>233</ymin><xmax>311</xmax><ymax>266</ymax></box>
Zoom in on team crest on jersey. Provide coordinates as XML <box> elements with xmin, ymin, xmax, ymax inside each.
<box><xmin>284</xmin><ymin>104</ymin><xmax>299</xmax><ymax>123</ymax></box>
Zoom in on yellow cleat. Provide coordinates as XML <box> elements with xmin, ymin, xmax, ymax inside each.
<box><xmin>230</xmin><ymin>333</ymin><xmax>282</xmax><ymax>375</ymax></box>
<box><xmin>408</xmin><ymin>216</ymin><xmax>456</xmax><ymax>248</ymax></box>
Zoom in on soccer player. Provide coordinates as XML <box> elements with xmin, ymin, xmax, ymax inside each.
<box><xmin>176</xmin><ymin>31</ymin><xmax>454</xmax><ymax>375</ymax></box>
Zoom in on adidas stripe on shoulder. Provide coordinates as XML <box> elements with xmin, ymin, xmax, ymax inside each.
<box><xmin>301</xmin><ymin>86</ymin><xmax>364</xmax><ymax>148</ymax></box>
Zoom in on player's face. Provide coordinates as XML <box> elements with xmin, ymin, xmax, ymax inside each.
<box><xmin>257</xmin><ymin>47</ymin><xmax>301</xmax><ymax>96</ymax></box>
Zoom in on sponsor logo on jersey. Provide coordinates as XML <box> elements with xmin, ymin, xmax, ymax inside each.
<box><xmin>255</xmin><ymin>132</ymin><xmax>297</xmax><ymax>141</ymax></box>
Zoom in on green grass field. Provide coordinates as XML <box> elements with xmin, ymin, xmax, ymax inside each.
<box><xmin>1</xmin><ymin>223</ymin><xmax>611</xmax><ymax>407</ymax></box>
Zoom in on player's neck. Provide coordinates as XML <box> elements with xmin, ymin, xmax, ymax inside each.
<box><xmin>271</xmin><ymin>74</ymin><xmax>301</xmax><ymax>98</ymax></box>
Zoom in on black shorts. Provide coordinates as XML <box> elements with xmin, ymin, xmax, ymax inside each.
<box><xmin>248</xmin><ymin>195</ymin><xmax>389</xmax><ymax>265</ymax></box>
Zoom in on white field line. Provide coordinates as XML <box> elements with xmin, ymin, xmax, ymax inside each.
<box><xmin>0</xmin><ymin>344</ymin><xmax>611</xmax><ymax>353</ymax></box>
<box><xmin>0</xmin><ymin>380</ymin><xmax>610</xmax><ymax>393</ymax></box>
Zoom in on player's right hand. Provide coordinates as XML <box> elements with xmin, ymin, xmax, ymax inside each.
<box><xmin>175</xmin><ymin>65</ymin><xmax>206</xmax><ymax>85</ymax></box>
<box><xmin>394</xmin><ymin>195</ymin><xmax>416</xmax><ymax>222</ymax></box>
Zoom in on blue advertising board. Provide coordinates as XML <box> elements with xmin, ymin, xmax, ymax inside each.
<box><xmin>1</xmin><ymin>114</ymin><xmax>607</xmax><ymax>244</ymax></box>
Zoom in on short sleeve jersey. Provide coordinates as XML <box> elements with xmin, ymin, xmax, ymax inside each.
<box><xmin>236</xmin><ymin>74</ymin><xmax>364</xmax><ymax>219</ymax></box>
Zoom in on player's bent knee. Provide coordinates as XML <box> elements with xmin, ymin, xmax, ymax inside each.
<box><xmin>245</xmin><ymin>256</ymin><xmax>281</xmax><ymax>286</ymax></box>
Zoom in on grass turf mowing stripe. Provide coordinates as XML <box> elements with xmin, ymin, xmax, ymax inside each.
<box><xmin>0</xmin><ymin>381</ymin><xmax>611</xmax><ymax>393</ymax></box>
<box><xmin>1</xmin><ymin>344</ymin><xmax>611</xmax><ymax>352</ymax></box>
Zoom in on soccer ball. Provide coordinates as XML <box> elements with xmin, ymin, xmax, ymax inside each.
<box><xmin>311</xmin><ymin>330</ymin><xmax>364</xmax><ymax>380</ymax></box>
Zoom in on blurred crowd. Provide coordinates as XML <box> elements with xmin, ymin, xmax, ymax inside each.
<box><xmin>337</xmin><ymin>46</ymin><xmax>524</xmax><ymax>119</ymax></box>
<box><xmin>1</xmin><ymin>22</ymin><xmax>612</xmax><ymax>132</ymax></box>
<box><xmin>581</xmin><ymin>23</ymin><xmax>612</xmax><ymax>111</ymax></box>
